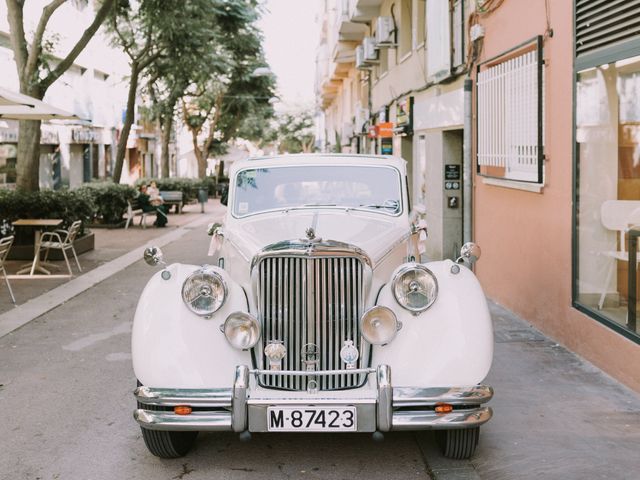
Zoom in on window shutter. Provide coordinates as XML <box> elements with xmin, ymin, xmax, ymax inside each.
<box><xmin>576</xmin><ymin>0</ymin><xmax>640</xmax><ymax>56</ymax></box>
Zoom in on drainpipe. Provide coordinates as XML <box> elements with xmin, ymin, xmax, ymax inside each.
<box><xmin>463</xmin><ymin>76</ymin><xmax>473</xmax><ymax>244</ymax></box>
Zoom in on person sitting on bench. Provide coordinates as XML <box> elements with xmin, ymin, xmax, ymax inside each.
<box><xmin>138</xmin><ymin>184</ymin><xmax>168</xmax><ymax>227</ymax></box>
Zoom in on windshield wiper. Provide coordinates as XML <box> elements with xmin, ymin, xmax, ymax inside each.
<box><xmin>357</xmin><ymin>200</ymin><xmax>400</xmax><ymax>212</ymax></box>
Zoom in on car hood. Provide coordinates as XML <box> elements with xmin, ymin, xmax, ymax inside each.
<box><xmin>225</xmin><ymin>210</ymin><xmax>409</xmax><ymax>264</ymax></box>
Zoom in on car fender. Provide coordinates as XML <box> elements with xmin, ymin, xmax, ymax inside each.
<box><xmin>132</xmin><ymin>263</ymin><xmax>251</xmax><ymax>388</ymax></box>
<box><xmin>372</xmin><ymin>259</ymin><xmax>493</xmax><ymax>387</ymax></box>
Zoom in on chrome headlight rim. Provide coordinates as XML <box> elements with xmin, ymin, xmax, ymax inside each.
<box><xmin>181</xmin><ymin>268</ymin><xmax>228</xmax><ymax>317</ymax></box>
<box><xmin>223</xmin><ymin>311</ymin><xmax>261</xmax><ymax>350</ymax></box>
<box><xmin>391</xmin><ymin>263</ymin><xmax>438</xmax><ymax>314</ymax></box>
<box><xmin>360</xmin><ymin>305</ymin><xmax>399</xmax><ymax>345</ymax></box>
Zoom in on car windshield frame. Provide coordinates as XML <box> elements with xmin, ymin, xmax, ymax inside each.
<box><xmin>230</xmin><ymin>163</ymin><xmax>405</xmax><ymax>219</ymax></box>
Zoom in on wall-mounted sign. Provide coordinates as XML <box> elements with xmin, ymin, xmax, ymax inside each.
<box><xmin>72</xmin><ymin>127</ymin><xmax>98</xmax><ymax>143</ymax></box>
<box><xmin>378</xmin><ymin>122</ymin><xmax>394</xmax><ymax>138</ymax></box>
<box><xmin>396</xmin><ymin>97</ymin><xmax>414</xmax><ymax>134</ymax></box>
<box><xmin>381</xmin><ymin>137</ymin><xmax>393</xmax><ymax>155</ymax></box>
<box><xmin>445</xmin><ymin>164</ymin><xmax>461</xmax><ymax>180</ymax></box>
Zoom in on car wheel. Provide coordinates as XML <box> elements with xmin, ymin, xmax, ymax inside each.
<box><xmin>137</xmin><ymin>382</ymin><xmax>198</xmax><ymax>458</ymax></box>
<box><xmin>435</xmin><ymin>427</ymin><xmax>480</xmax><ymax>460</ymax></box>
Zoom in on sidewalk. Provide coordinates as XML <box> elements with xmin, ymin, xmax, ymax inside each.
<box><xmin>0</xmin><ymin>200</ymin><xmax>225</xmax><ymax>319</ymax></box>
<box><xmin>419</xmin><ymin>301</ymin><xmax>640</xmax><ymax>480</ymax></box>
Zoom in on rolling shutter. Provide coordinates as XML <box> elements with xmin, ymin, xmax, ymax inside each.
<box><xmin>576</xmin><ymin>0</ymin><xmax>640</xmax><ymax>56</ymax></box>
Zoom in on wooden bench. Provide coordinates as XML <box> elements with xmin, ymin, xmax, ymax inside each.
<box><xmin>125</xmin><ymin>198</ymin><xmax>153</xmax><ymax>229</ymax></box>
<box><xmin>160</xmin><ymin>191</ymin><xmax>184</xmax><ymax>214</ymax></box>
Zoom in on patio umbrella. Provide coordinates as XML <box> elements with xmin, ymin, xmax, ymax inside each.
<box><xmin>0</xmin><ymin>97</ymin><xmax>83</xmax><ymax>120</ymax></box>
<box><xmin>0</xmin><ymin>86</ymin><xmax>37</xmax><ymax>107</ymax></box>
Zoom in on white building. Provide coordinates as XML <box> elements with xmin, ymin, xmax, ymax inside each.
<box><xmin>0</xmin><ymin>1</ymin><xmax>166</xmax><ymax>188</ymax></box>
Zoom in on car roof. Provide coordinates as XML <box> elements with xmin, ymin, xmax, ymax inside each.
<box><xmin>230</xmin><ymin>153</ymin><xmax>407</xmax><ymax>174</ymax></box>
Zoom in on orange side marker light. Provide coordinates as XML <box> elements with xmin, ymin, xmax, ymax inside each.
<box><xmin>435</xmin><ymin>403</ymin><xmax>453</xmax><ymax>414</ymax></box>
<box><xmin>174</xmin><ymin>405</ymin><xmax>192</xmax><ymax>415</ymax></box>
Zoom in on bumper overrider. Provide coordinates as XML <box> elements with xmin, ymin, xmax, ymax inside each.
<box><xmin>134</xmin><ymin>365</ymin><xmax>493</xmax><ymax>433</ymax></box>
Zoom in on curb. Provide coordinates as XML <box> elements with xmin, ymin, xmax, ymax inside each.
<box><xmin>0</xmin><ymin>214</ymin><xmax>212</xmax><ymax>339</ymax></box>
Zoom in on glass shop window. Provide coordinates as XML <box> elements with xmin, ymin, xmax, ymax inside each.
<box><xmin>576</xmin><ymin>54</ymin><xmax>640</xmax><ymax>338</ymax></box>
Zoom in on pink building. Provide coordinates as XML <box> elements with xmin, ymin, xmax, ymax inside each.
<box><xmin>472</xmin><ymin>0</ymin><xmax>640</xmax><ymax>391</ymax></box>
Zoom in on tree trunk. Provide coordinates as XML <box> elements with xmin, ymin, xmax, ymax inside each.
<box><xmin>16</xmin><ymin>120</ymin><xmax>43</xmax><ymax>191</ymax></box>
<box><xmin>113</xmin><ymin>63</ymin><xmax>140</xmax><ymax>183</ymax></box>
<box><xmin>189</xmin><ymin>129</ymin><xmax>207</xmax><ymax>179</ymax></box>
<box><xmin>160</xmin><ymin>112</ymin><xmax>173</xmax><ymax>178</ymax></box>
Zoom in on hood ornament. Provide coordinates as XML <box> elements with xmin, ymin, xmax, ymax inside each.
<box><xmin>305</xmin><ymin>227</ymin><xmax>316</xmax><ymax>240</ymax></box>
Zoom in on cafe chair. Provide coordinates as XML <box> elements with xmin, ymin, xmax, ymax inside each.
<box><xmin>598</xmin><ymin>200</ymin><xmax>640</xmax><ymax>310</ymax></box>
<box><xmin>38</xmin><ymin>220</ymin><xmax>83</xmax><ymax>276</ymax></box>
<box><xmin>0</xmin><ymin>235</ymin><xmax>16</xmax><ymax>304</ymax></box>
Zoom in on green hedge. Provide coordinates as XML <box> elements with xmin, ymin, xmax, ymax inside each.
<box><xmin>135</xmin><ymin>177</ymin><xmax>215</xmax><ymax>202</ymax></box>
<box><xmin>77</xmin><ymin>182</ymin><xmax>137</xmax><ymax>225</ymax></box>
<box><xmin>0</xmin><ymin>188</ymin><xmax>95</xmax><ymax>243</ymax></box>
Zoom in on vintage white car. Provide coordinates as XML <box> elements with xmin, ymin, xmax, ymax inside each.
<box><xmin>132</xmin><ymin>154</ymin><xmax>493</xmax><ymax>460</ymax></box>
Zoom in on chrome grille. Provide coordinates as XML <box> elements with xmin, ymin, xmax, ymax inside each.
<box><xmin>256</xmin><ymin>256</ymin><xmax>365</xmax><ymax>390</ymax></box>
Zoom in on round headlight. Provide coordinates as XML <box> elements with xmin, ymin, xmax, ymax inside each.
<box><xmin>181</xmin><ymin>269</ymin><xmax>227</xmax><ymax>316</ymax></box>
<box><xmin>224</xmin><ymin>312</ymin><xmax>261</xmax><ymax>349</ymax></box>
<box><xmin>392</xmin><ymin>264</ymin><xmax>438</xmax><ymax>313</ymax></box>
<box><xmin>361</xmin><ymin>306</ymin><xmax>398</xmax><ymax>345</ymax></box>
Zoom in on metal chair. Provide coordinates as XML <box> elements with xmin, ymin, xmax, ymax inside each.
<box><xmin>0</xmin><ymin>235</ymin><xmax>16</xmax><ymax>304</ymax></box>
<box><xmin>38</xmin><ymin>220</ymin><xmax>83</xmax><ymax>276</ymax></box>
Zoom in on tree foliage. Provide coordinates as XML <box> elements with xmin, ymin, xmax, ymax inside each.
<box><xmin>268</xmin><ymin>110</ymin><xmax>316</xmax><ymax>154</ymax></box>
<box><xmin>181</xmin><ymin>0</ymin><xmax>275</xmax><ymax>177</ymax></box>
<box><xmin>6</xmin><ymin>0</ymin><xmax>116</xmax><ymax>191</ymax></box>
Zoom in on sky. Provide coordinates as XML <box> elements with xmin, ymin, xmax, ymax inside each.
<box><xmin>257</xmin><ymin>0</ymin><xmax>321</xmax><ymax>112</ymax></box>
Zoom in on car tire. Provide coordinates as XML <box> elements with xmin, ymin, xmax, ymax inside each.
<box><xmin>136</xmin><ymin>381</ymin><xmax>198</xmax><ymax>458</ymax></box>
<box><xmin>435</xmin><ymin>427</ymin><xmax>480</xmax><ymax>460</ymax></box>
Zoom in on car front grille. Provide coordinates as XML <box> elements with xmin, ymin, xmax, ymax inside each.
<box><xmin>255</xmin><ymin>255</ymin><xmax>366</xmax><ymax>391</ymax></box>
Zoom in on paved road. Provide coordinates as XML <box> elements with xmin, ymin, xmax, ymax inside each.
<box><xmin>0</xmin><ymin>223</ymin><xmax>433</xmax><ymax>480</ymax></box>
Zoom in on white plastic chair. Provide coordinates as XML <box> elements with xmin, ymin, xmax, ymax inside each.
<box><xmin>598</xmin><ymin>200</ymin><xmax>640</xmax><ymax>309</ymax></box>
<box><xmin>0</xmin><ymin>235</ymin><xmax>16</xmax><ymax>304</ymax></box>
<box><xmin>38</xmin><ymin>220</ymin><xmax>83</xmax><ymax>276</ymax></box>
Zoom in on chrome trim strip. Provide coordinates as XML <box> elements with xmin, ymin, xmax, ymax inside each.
<box><xmin>232</xmin><ymin>365</ymin><xmax>249</xmax><ymax>432</ymax></box>
<box><xmin>393</xmin><ymin>386</ymin><xmax>494</xmax><ymax>406</ymax></box>
<box><xmin>377</xmin><ymin>365</ymin><xmax>393</xmax><ymax>432</ymax></box>
<box><xmin>391</xmin><ymin>407</ymin><xmax>493</xmax><ymax>431</ymax></box>
<box><xmin>250</xmin><ymin>239</ymin><xmax>373</xmax><ymax>271</ymax></box>
<box><xmin>134</xmin><ymin>410</ymin><xmax>232</xmax><ymax>431</ymax></box>
<box><xmin>250</xmin><ymin>368</ymin><xmax>376</xmax><ymax>376</ymax></box>
<box><xmin>134</xmin><ymin>386</ymin><xmax>232</xmax><ymax>407</ymax></box>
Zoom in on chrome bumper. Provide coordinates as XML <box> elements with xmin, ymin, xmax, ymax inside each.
<box><xmin>134</xmin><ymin>365</ymin><xmax>493</xmax><ymax>433</ymax></box>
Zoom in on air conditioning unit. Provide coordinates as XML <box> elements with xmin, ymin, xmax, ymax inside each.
<box><xmin>355</xmin><ymin>45</ymin><xmax>371</xmax><ymax>70</ymax></box>
<box><xmin>375</xmin><ymin>16</ymin><xmax>396</xmax><ymax>47</ymax></box>
<box><xmin>363</xmin><ymin>37</ymin><xmax>379</xmax><ymax>63</ymax></box>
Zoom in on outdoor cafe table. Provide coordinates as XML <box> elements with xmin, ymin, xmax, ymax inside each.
<box><xmin>11</xmin><ymin>219</ymin><xmax>64</xmax><ymax>276</ymax></box>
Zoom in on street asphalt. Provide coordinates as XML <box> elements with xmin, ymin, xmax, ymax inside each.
<box><xmin>1</xmin><ymin>199</ymin><xmax>639</xmax><ymax>479</ymax></box>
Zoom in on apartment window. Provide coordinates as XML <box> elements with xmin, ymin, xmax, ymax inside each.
<box><xmin>399</xmin><ymin>0</ymin><xmax>412</xmax><ymax>58</ymax></box>
<box><xmin>416</xmin><ymin>0</ymin><xmax>426</xmax><ymax>48</ymax></box>
<box><xmin>476</xmin><ymin>37</ymin><xmax>544</xmax><ymax>184</ymax></box>
<box><xmin>573</xmin><ymin>0</ymin><xmax>640</xmax><ymax>343</ymax></box>
<box><xmin>426</xmin><ymin>0</ymin><xmax>451</xmax><ymax>81</ymax></box>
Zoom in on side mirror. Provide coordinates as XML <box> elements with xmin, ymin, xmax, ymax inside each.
<box><xmin>143</xmin><ymin>246</ymin><xmax>165</xmax><ymax>267</ymax></box>
<box><xmin>220</xmin><ymin>185</ymin><xmax>229</xmax><ymax>206</ymax></box>
<box><xmin>457</xmin><ymin>242</ymin><xmax>481</xmax><ymax>265</ymax></box>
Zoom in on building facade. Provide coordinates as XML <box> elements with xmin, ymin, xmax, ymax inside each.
<box><xmin>0</xmin><ymin>1</ymin><xmax>173</xmax><ymax>188</ymax></box>
<box><xmin>316</xmin><ymin>0</ymin><xmax>640</xmax><ymax>392</ymax></box>
<box><xmin>316</xmin><ymin>0</ymin><xmax>470</xmax><ymax>261</ymax></box>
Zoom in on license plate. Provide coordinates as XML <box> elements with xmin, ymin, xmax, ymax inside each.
<box><xmin>267</xmin><ymin>406</ymin><xmax>357</xmax><ymax>432</ymax></box>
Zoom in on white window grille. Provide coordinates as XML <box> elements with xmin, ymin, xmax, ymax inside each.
<box><xmin>477</xmin><ymin>37</ymin><xmax>545</xmax><ymax>183</ymax></box>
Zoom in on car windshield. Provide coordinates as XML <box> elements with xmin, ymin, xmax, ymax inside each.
<box><xmin>232</xmin><ymin>165</ymin><xmax>402</xmax><ymax>217</ymax></box>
